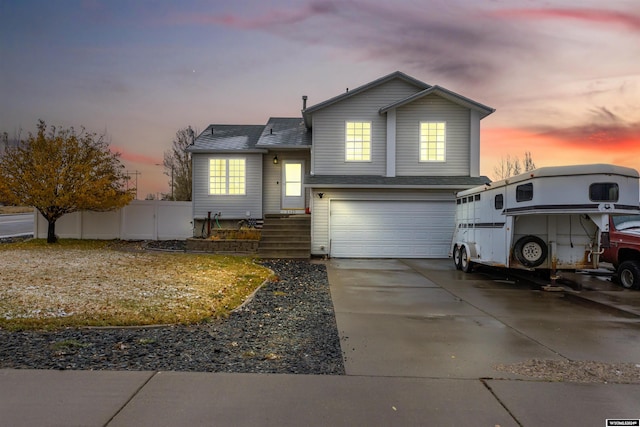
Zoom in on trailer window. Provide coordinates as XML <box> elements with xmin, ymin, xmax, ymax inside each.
<box><xmin>516</xmin><ymin>183</ymin><xmax>533</xmax><ymax>202</ymax></box>
<box><xmin>474</xmin><ymin>194</ymin><xmax>481</xmax><ymax>201</ymax></box>
<box><xmin>456</xmin><ymin>199</ymin><xmax>461</xmax><ymax>205</ymax></box>
<box><xmin>462</xmin><ymin>197</ymin><xmax>467</xmax><ymax>204</ymax></box>
<box><xmin>590</xmin><ymin>183</ymin><xmax>619</xmax><ymax>202</ymax></box>
<box><xmin>495</xmin><ymin>194</ymin><xmax>503</xmax><ymax>209</ymax></box>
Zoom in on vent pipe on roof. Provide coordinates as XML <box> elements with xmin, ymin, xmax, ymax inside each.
<box><xmin>302</xmin><ymin>95</ymin><xmax>307</xmax><ymax>110</ymax></box>
<box><xmin>346</xmin><ymin>88</ymin><xmax>349</xmax><ymax>92</ymax></box>
<box><xmin>211</xmin><ymin>127</ymin><xmax>214</xmax><ymax>135</ymax></box>
<box><xmin>270</xmin><ymin>128</ymin><xmax>273</xmax><ymax>135</ymax></box>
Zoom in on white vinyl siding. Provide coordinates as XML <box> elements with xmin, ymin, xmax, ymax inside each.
<box><xmin>192</xmin><ymin>154</ymin><xmax>262</xmax><ymax>219</ymax></box>
<box><xmin>312</xmin><ymin>79</ymin><xmax>421</xmax><ymax>175</ymax></box>
<box><xmin>262</xmin><ymin>151</ymin><xmax>311</xmax><ymax>215</ymax></box>
<box><xmin>420</xmin><ymin>122</ymin><xmax>446</xmax><ymax>162</ymax></box>
<box><xmin>396</xmin><ymin>95</ymin><xmax>470</xmax><ymax>176</ymax></box>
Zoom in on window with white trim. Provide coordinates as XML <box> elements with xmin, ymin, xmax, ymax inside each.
<box><xmin>420</xmin><ymin>122</ymin><xmax>446</xmax><ymax>162</ymax></box>
<box><xmin>209</xmin><ymin>158</ymin><xmax>246</xmax><ymax>195</ymax></box>
<box><xmin>345</xmin><ymin>121</ymin><xmax>371</xmax><ymax>161</ymax></box>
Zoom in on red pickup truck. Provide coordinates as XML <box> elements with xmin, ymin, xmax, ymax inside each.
<box><xmin>601</xmin><ymin>215</ymin><xmax>640</xmax><ymax>289</ymax></box>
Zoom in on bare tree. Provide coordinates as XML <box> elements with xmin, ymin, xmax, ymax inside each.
<box><xmin>163</xmin><ymin>126</ymin><xmax>195</xmax><ymax>201</ymax></box>
<box><xmin>493</xmin><ymin>152</ymin><xmax>536</xmax><ymax>180</ymax></box>
<box><xmin>493</xmin><ymin>154</ymin><xmax>521</xmax><ymax>180</ymax></box>
<box><xmin>1</xmin><ymin>128</ymin><xmax>22</xmax><ymax>156</ymax></box>
<box><xmin>523</xmin><ymin>151</ymin><xmax>536</xmax><ymax>172</ymax></box>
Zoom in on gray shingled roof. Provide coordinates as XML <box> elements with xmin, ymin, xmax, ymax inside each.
<box><xmin>188</xmin><ymin>119</ymin><xmax>311</xmax><ymax>153</ymax></box>
<box><xmin>187</xmin><ymin>125</ymin><xmax>267</xmax><ymax>153</ymax></box>
<box><xmin>305</xmin><ymin>175</ymin><xmax>491</xmax><ymax>188</ymax></box>
<box><xmin>256</xmin><ymin>118</ymin><xmax>311</xmax><ymax>147</ymax></box>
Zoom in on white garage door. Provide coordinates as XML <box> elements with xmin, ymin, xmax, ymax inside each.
<box><xmin>330</xmin><ymin>200</ymin><xmax>455</xmax><ymax>258</ymax></box>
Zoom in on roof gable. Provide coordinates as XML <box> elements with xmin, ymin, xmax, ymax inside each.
<box><xmin>302</xmin><ymin>71</ymin><xmax>430</xmax><ymax>126</ymax></box>
<box><xmin>379</xmin><ymin>85</ymin><xmax>495</xmax><ymax>119</ymax></box>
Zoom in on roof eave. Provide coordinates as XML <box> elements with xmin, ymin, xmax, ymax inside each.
<box><xmin>304</xmin><ymin>183</ymin><xmax>483</xmax><ymax>190</ymax></box>
<box><xmin>257</xmin><ymin>145</ymin><xmax>311</xmax><ymax>150</ymax></box>
<box><xmin>187</xmin><ymin>149</ymin><xmax>268</xmax><ymax>154</ymax></box>
<box><xmin>379</xmin><ymin>85</ymin><xmax>495</xmax><ymax>118</ymax></box>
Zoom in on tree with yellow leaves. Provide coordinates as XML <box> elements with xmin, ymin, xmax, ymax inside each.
<box><xmin>0</xmin><ymin>120</ymin><xmax>135</xmax><ymax>243</ymax></box>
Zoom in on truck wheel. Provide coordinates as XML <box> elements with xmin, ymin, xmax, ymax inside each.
<box><xmin>453</xmin><ymin>245</ymin><xmax>463</xmax><ymax>270</ymax></box>
<box><xmin>460</xmin><ymin>246</ymin><xmax>474</xmax><ymax>273</ymax></box>
<box><xmin>618</xmin><ymin>261</ymin><xmax>640</xmax><ymax>290</ymax></box>
<box><xmin>514</xmin><ymin>235</ymin><xmax>547</xmax><ymax>268</ymax></box>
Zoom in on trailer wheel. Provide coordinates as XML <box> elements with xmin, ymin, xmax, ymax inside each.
<box><xmin>460</xmin><ymin>246</ymin><xmax>474</xmax><ymax>273</ymax></box>
<box><xmin>513</xmin><ymin>235</ymin><xmax>547</xmax><ymax>268</ymax></box>
<box><xmin>618</xmin><ymin>261</ymin><xmax>640</xmax><ymax>290</ymax></box>
<box><xmin>453</xmin><ymin>245</ymin><xmax>463</xmax><ymax>270</ymax></box>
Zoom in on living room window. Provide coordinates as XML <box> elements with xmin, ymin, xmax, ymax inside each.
<box><xmin>209</xmin><ymin>158</ymin><xmax>246</xmax><ymax>195</ymax></box>
<box><xmin>420</xmin><ymin>122</ymin><xmax>446</xmax><ymax>162</ymax></box>
<box><xmin>345</xmin><ymin>121</ymin><xmax>371</xmax><ymax>161</ymax></box>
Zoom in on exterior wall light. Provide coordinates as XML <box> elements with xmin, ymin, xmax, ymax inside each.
<box><xmin>273</xmin><ymin>155</ymin><xmax>278</xmax><ymax>164</ymax></box>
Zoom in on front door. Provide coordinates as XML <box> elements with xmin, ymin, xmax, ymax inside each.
<box><xmin>281</xmin><ymin>160</ymin><xmax>305</xmax><ymax>210</ymax></box>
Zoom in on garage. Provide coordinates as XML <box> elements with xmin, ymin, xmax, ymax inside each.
<box><xmin>329</xmin><ymin>200</ymin><xmax>455</xmax><ymax>258</ymax></box>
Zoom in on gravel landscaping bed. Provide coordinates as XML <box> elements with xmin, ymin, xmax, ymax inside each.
<box><xmin>0</xmin><ymin>259</ymin><xmax>345</xmax><ymax>374</ymax></box>
<box><xmin>495</xmin><ymin>359</ymin><xmax>640</xmax><ymax>384</ymax></box>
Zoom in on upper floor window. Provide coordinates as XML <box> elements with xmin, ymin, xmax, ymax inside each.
<box><xmin>209</xmin><ymin>158</ymin><xmax>246</xmax><ymax>195</ymax></box>
<box><xmin>345</xmin><ymin>121</ymin><xmax>371</xmax><ymax>161</ymax></box>
<box><xmin>420</xmin><ymin>122</ymin><xmax>446</xmax><ymax>162</ymax></box>
<box><xmin>590</xmin><ymin>182</ymin><xmax>619</xmax><ymax>202</ymax></box>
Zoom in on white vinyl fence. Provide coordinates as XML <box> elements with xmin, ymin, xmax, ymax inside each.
<box><xmin>34</xmin><ymin>200</ymin><xmax>193</xmax><ymax>240</ymax></box>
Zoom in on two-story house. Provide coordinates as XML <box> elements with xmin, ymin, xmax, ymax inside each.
<box><xmin>188</xmin><ymin>71</ymin><xmax>494</xmax><ymax>258</ymax></box>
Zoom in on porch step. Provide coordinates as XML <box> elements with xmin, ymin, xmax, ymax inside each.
<box><xmin>258</xmin><ymin>215</ymin><xmax>311</xmax><ymax>259</ymax></box>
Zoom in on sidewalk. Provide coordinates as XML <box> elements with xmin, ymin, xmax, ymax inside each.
<box><xmin>1</xmin><ymin>258</ymin><xmax>639</xmax><ymax>427</ymax></box>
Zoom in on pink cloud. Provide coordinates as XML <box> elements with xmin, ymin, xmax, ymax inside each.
<box><xmin>176</xmin><ymin>1</ymin><xmax>338</xmax><ymax>30</ymax></box>
<box><xmin>492</xmin><ymin>8</ymin><xmax>640</xmax><ymax>32</ymax></box>
<box><xmin>111</xmin><ymin>146</ymin><xmax>162</xmax><ymax>165</ymax></box>
<box><xmin>482</xmin><ymin>123</ymin><xmax>640</xmax><ymax>176</ymax></box>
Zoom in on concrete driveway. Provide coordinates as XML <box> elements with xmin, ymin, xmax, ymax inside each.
<box><xmin>326</xmin><ymin>258</ymin><xmax>640</xmax><ymax>425</ymax></box>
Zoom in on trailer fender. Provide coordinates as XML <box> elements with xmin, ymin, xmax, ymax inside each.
<box><xmin>454</xmin><ymin>242</ymin><xmax>478</xmax><ymax>260</ymax></box>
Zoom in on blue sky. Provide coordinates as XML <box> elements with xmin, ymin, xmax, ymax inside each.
<box><xmin>2</xmin><ymin>0</ymin><xmax>639</xmax><ymax>197</ymax></box>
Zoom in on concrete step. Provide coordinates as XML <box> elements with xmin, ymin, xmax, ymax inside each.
<box><xmin>258</xmin><ymin>215</ymin><xmax>311</xmax><ymax>259</ymax></box>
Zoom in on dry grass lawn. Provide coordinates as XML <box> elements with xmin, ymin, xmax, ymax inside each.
<box><xmin>0</xmin><ymin>240</ymin><xmax>272</xmax><ymax>330</ymax></box>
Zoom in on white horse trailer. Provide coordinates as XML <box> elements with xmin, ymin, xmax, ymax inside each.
<box><xmin>451</xmin><ymin>164</ymin><xmax>640</xmax><ymax>275</ymax></box>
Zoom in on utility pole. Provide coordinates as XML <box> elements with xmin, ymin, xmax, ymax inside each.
<box><xmin>126</xmin><ymin>170</ymin><xmax>141</xmax><ymax>199</ymax></box>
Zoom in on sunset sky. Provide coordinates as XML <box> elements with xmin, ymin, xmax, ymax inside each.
<box><xmin>1</xmin><ymin>0</ymin><xmax>639</xmax><ymax>197</ymax></box>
